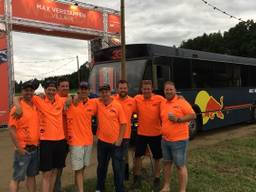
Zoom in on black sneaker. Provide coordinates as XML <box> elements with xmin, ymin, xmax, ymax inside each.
<box><xmin>153</xmin><ymin>177</ymin><xmax>161</xmax><ymax>191</ymax></box>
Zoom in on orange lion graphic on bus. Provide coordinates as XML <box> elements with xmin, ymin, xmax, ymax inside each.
<box><xmin>195</xmin><ymin>91</ymin><xmax>224</xmax><ymax>125</ymax></box>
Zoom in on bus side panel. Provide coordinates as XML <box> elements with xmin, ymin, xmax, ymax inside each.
<box><xmin>180</xmin><ymin>87</ymin><xmax>256</xmax><ymax>131</ymax></box>
<box><xmin>0</xmin><ymin>34</ymin><xmax>9</xmax><ymax>126</ymax></box>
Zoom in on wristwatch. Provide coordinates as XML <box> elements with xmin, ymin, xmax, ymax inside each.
<box><xmin>176</xmin><ymin>118</ymin><xmax>182</xmax><ymax>123</ymax></box>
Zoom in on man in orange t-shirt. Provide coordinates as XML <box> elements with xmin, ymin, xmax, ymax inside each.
<box><xmin>95</xmin><ymin>84</ymin><xmax>127</xmax><ymax>192</ymax></box>
<box><xmin>66</xmin><ymin>81</ymin><xmax>96</xmax><ymax>192</ymax></box>
<box><xmin>54</xmin><ymin>76</ymin><xmax>70</xmax><ymax>192</ymax></box>
<box><xmin>133</xmin><ymin>80</ymin><xmax>164</xmax><ymax>189</ymax></box>
<box><xmin>113</xmin><ymin>80</ymin><xmax>136</xmax><ymax>180</ymax></box>
<box><xmin>9</xmin><ymin>80</ymin><xmax>40</xmax><ymax>192</ymax></box>
<box><xmin>32</xmin><ymin>80</ymin><xmax>68</xmax><ymax>192</ymax></box>
<box><xmin>160</xmin><ymin>81</ymin><xmax>196</xmax><ymax>192</ymax></box>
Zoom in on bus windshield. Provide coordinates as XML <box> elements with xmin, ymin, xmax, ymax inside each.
<box><xmin>89</xmin><ymin>59</ymin><xmax>148</xmax><ymax>95</ymax></box>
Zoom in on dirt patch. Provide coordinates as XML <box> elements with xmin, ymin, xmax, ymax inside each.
<box><xmin>0</xmin><ymin>123</ymin><xmax>255</xmax><ymax>191</ymax></box>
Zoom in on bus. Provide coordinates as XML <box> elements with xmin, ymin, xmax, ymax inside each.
<box><xmin>88</xmin><ymin>44</ymin><xmax>256</xmax><ymax>138</ymax></box>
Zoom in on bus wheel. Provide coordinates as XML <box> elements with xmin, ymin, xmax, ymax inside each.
<box><xmin>189</xmin><ymin>119</ymin><xmax>199</xmax><ymax>140</ymax></box>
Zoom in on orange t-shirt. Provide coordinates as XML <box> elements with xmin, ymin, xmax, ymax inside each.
<box><xmin>113</xmin><ymin>95</ymin><xmax>136</xmax><ymax>139</ymax></box>
<box><xmin>66</xmin><ymin>99</ymin><xmax>97</xmax><ymax>146</ymax></box>
<box><xmin>8</xmin><ymin>100</ymin><xmax>40</xmax><ymax>149</ymax></box>
<box><xmin>56</xmin><ymin>94</ymin><xmax>68</xmax><ymax>139</ymax></box>
<box><xmin>134</xmin><ymin>94</ymin><xmax>164</xmax><ymax>136</ymax></box>
<box><xmin>32</xmin><ymin>95</ymin><xmax>65</xmax><ymax>141</ymax></box>
<box><xmin>96</xmin><ymin>99</ymin><xmax>127</xmax><ymax>144</ymax></box>
<box><xmin>160</xmin><ymin>95</ymin><xmax>195</xmax><ymax>142</ymax></box>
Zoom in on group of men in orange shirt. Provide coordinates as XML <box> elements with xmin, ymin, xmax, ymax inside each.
<box><xmin>9</xmin><ymin>78</ymin><xmax>196</xmax><ymax>192</ymax></box>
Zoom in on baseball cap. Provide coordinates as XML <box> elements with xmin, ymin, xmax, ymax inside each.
<box><xmin>21</xmin><ymin>79</ymin><xmax>39</xmax><ymax>90</ymax></box>
<box><xmin>79</xmin><ymin>81</ymin><xmax>89</xmax><ymax>89</ymax></box>
<box><xmin>43</xmin><ymin>79</ymin><xmax>57</xmax><ymax>89</ymax></box>
<box><xmin>99</xmin><ymin>84</ymin><xmax>111</xmax><ymax>91</ymax></box>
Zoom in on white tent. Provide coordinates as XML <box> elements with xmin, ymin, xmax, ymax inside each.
<box><xmin>35</xmin><ymin>83</ymin><xmax>44</xmax><ymax>94</ymax></box>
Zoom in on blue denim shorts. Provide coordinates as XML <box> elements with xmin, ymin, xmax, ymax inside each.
<box><xmin>161</xmin><ymin>139</ymin><xmax>188</xmax><ymax>167</ymax></box>
<box><xmin>12</xmin><ymin>149</ymin><xmax>39</xmax><ymax>181</ymax></box>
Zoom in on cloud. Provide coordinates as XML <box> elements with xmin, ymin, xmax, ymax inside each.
<box><xmin>12</xmin><ymin>0</ymin><xmax>256</xmax><ymax>81</ymax></box>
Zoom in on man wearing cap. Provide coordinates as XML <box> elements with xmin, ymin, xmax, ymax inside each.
<box><xmin>66</xmin><ymin>81</ymin><xmax>97</xmax><ymax>192</ymax></box>
<box><xmin>14</xmin><ymin>79</ymin><xmax>70</xmax><ymax>192</ymax></box>
<box><xmin>160</xmin><ymin>81</ymin><xmax>196</xmax><ymax>192</ymax></box>
<box><xmin>95</xmin><ymin>84</ymin><xmax>127</xmax><ymax>192</ymax></box>
<box><xmin>133</xmin><ymin>80</ymin><xmax>165</xmax><ymax>190</ymax></box>
<box><xmin>113</xmin><ymin>80</ymin><xmax>136</xmax><ymax>181</ymax></box>
<box><xmin>9</xmin><ymin>80</ymin><xmax>40</xmax><ymax>192</ymax></box>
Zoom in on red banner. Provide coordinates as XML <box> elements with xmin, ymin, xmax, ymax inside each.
<box><xmin>0</xmin><ymin>0</ymin><xmax>4</xmax><ymax>16</ymax></box>
<box><xmin>0</xmin><ymin>33</ymin><xmax>9</xmax><ymax>125</ymax></box>
<box><xmin>12</xmin><ymin>0</ymin><xmax>104</xmax><ymax>31</ymax></box>
<box><xmin>108</xmin><ymin>14</ymin><xmax>121</xmax><ymax>34</ymax></box>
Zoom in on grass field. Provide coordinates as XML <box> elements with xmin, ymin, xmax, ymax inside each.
<box><xmin>64</xmin><ymin>135</ymin><xmax>256</xmax><ymax>192</ymax></box>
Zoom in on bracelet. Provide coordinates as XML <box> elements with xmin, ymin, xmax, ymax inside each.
<box><xmin>177</xmin><ymin>118</ymin><xmax>182</xmax><ymax>123</ymax></box>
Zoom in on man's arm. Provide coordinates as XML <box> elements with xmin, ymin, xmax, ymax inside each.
<box><xmin>12</xmin><ymin>96</ymin><xmax>22</xmax><ymax>119</ymax></box>
<box><xmin>114</xmin><ymin>123</ymin><xmax>126</xmax><ymax>146</ymax></box>
<box><xmin>9</xmin><ymin>126</ymin><xmax>28</xmax><ymax>155</ymax></box>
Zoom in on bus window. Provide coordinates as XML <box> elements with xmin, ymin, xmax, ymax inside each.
<box><xmin>241</xmin><ymin>65</ymin><xmax>256</xmax><ymax>86</ymax></box>
<box><xmin>173</xmin><ymin>58</ymin><xmax>192</xmax><ymax>89</ymax></box>
<box><xmin>152</xmin><ymin>57</ymin><xmax>172</xmax><ymax>93</ymax></box>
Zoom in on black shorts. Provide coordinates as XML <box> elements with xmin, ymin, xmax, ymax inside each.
<box><xmin>40</xmin><ymin>139</ymin><xmax>67</xmax><ymax>172</ymax></box>
<box><xmin>135</xmin><ymin>135</ymin><xmax>162</xmax><ymax>159</ymax></box>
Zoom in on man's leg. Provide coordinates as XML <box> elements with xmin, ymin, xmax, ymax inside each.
<box><xmin>75</xmin><ymin>168</ymin><xmax>85</xmax><ymax>192</ymax></box>
<box><xmin>9</xmin><ymin>180</ymin><xmax>19</xmax><ymax>192</ymax></box>
<box><xmin>122</xmin><ymin>139</ymin><xmax>130</xmax><ymax>180</ymax></box>
<box><xmin>172</xmin><ymin>140</ymin><xmax>189</xmax><ymax>192</ymax></box>
<box><xmin>49</xmin><ymin>169</ymin><xmax>59</xmax><ymax>192</ymax></box>
<box><xmin>177</xmin><ymin>166</ymin><xmax>188</xmax><ymax>192</ymax></box>
<box><xmin>26</xmin><ymin>176</ymin><xmax>36</xmax><ymax>192</ymax></box>
<box><xmin>160</xmin><ymin>162</ymin><xmax>173</xmax><ymax>192</ymax></box>
<box><xmin>112</xmin><ymin>144</ymin><xmax>125</xmax><ymax>192</ymax></box>
<box><xmin>53</xmin><ymin>169</ymin><xmax>62</xmax><ymax>192</ymax></box>
<box><xmin>160</xmin><ymin>139</ymin><xmax>174</xmax><ymax>192</ymax></box>
<box><xmin>53</xmin><ymin>140</ymin><xmax>68</xmax><ymax>192</ymax></box>
<box><xmin>133</xmin><ymin>135</ymin><xmax>147</xmax><ymax>184</ymax></box>
<box><xmin>96</xmin><ymin>140</ymin><xmax>111</xmax><ymax>191</ymax></box>
<box><xmin>42</xmin><ymin>170</ymin><xmax>52</xmax><ymax>192</ymax></box>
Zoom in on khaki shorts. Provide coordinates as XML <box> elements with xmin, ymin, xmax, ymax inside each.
<box><xmin>69</xmin><ymin>145</ymin><xmax>92</xmax><ymax>171</ymax></box>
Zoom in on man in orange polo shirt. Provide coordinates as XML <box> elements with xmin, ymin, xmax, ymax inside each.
<box><xmin>160</xmin><ymin>81</ymin><xmax>196</xmax><ymax>192</ymax></box>
<box><xmin>133</xmin><ymin>80</ymin><xmax>164</xmax><ymax>189</ymax></box>
<box><xmin>66</xmin><ymin>81</ymin><xmax>96</xmax><ymax>192</ymax></box>
<box><xmin>95</xmin><ymin>84</ymin><xmax>127</xmax><ymax>192</ymax></box>
<box><xmin>54</xmin><ymin>77</ymin><xmax>70</xmax><ymax>192</ymax></box>
<box><xmin>113</xmin><ymin>80</ymin><xmax>136</xmax><ymax>180</ymax></box>
<box><xmin>9</xmin><ymin>80</ymin><xmax>40</xmax><ymax>192</ymax></box>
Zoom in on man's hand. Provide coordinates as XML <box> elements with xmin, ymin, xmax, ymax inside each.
<box><xmin>168</xmin><ymin>112</ymin><xmax>178</xmax><ymax>122</ymax></box>
<box><xmin>11</xmin><ymin>108</ymin><xmax>23</xmax><ymax>119</ymax></box>
<box><xmin>18</xmin><ymin>148</ymin><xmax>28</xmax><ymax>156</ymax></box>
<box><xmin>114</xmin><ymin>138</ymin><xmax>123</xmax><ymax>147</ymax></box>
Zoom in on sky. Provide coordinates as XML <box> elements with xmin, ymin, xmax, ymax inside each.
<box><xmin>12</xmin><ymin>0</ymin><xmax>256</xmax><ymax>81</ymax></box>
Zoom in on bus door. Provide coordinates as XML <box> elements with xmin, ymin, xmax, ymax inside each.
<box><xmin>152</xmin><ymin>57</ymin><xmax>173</xmax><ymax>94</ymax></box>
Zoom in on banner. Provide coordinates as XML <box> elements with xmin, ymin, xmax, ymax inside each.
<box><xmin>12</xmin><ymin>0</ymin><xmax>104</xmax><ymax>31</ymax></box>
<box><xmin>108</xmin><ymin>14</ymin><xmax>121</xmax><ymax>34</ymax></box>
<box><xmin>0</xmin><ymin>0</ymin><xmax>4</xmax><ymax>16</ymax></box>
<box><xmin>0</xmin><ymin>33</ymin><xmax>9</xmax><ymax>125</ymax></box>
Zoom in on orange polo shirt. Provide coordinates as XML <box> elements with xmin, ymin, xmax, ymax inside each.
<box><xmin>66</xmin><ymin>99</ymin><xmax>97</xmax><ymax>146</ymax></box>
<box><xmin>134</xmin><ymin>94</ymin><xmax>164</xmax><ymax>136</ymax></box>
<box><xmin>96</xmin><ymin>99</ymin><xmax>127</xmax><ymax>144</ymax></box>
<box><xmin>113</xmin><ymin>95</ymin><xmax>136</xmax><ymax>139</ymax></box>
<box><xmin>160</xmin><ymin>95</ymin><xmax>195</xmax><ymax>142</ymax></box>
<box><xmin>8</xmin><ymin>100</ymin><xmax>40</xmax><ymax>149</ymax></box>
<box><xmin>56</xmin><ymin>94</ymin><xmax>68</xmax><ymax>139</ymax></box>
<box><xmin>32</xmin><ymin>95</ymin><xmax>65</xmax><ymax>141</ymax></box>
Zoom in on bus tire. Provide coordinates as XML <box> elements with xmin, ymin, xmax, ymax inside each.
<box><xmin>252</xmin><ymin>106</ymin><xmax>256</xmax><ymax>121</ymax></box>
<box><xmin>189</xmin><ymin>106</ymin><xmax>202</xmax><ymax>140</ymax></box>
<box><xmin>189</xmin><ymin>118</ymin><xmax>200</xmax><ymax>140</ymax></box>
